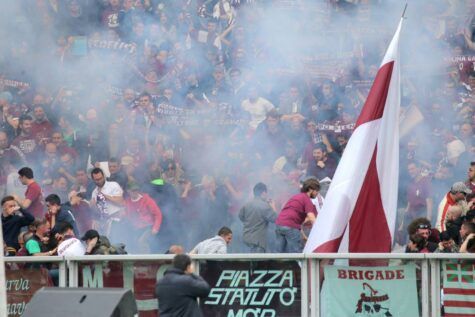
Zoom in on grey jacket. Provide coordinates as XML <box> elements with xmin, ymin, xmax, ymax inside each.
<box><xmin>239</xmin><ymin>197</ymin><xmax>276</xmax><ymax>249</ymax></box>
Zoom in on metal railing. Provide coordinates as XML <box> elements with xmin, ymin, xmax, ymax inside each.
<box><xmin>4</xmin><ymin>253</ymin><xmax>475</xmax><ymax>317</ymax></box>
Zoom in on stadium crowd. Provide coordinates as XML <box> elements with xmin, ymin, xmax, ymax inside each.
<box><xmin>1</xmin><ymin>0</ymin><xmax>474</xmax><ymax>258</ymax></box>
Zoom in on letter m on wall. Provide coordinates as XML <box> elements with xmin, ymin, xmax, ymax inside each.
<box><xmin>83</xmin><ymin>263</ymin><xmax>104</xmax><ymax>288</ymax></box>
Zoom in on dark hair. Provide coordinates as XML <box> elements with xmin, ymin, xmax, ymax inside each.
<box><xmin>45</xmin><ymin>194</ymin><xmax>61</xmax><ymax>206</ymax></box>
<box><xmin>108</xmin><ymin>157</ymin><xmax>119</xmax><ymax>163</ymax></box>
<box><xmin>19</xmin><ymin>114</ymin><xmax>33</xmax><ymax>124</ymax></box>
<box><xmin>407</xmin><ymin>218</ymin><xmax>431</xmax><ymax>235</ymax></box>
<box><xmin>301</xmin><ymin>179</ymin><xmax>320</xmax><ymax>193</ymax></box>
<box><xmin>218</xmin><ymin>226</ymin><xmax>232</xmax><ymax>236</ymax></box>
<box><xmin>91</xmin><ymin>167</ymin><xmax>104</xmax><ymax>178</ymax></box>
<box><xmin>58</xmin><ymin>222</ymin><xmax>73</xmax><ymax>234</ymax></box>
<box><xmin>1</xmin><ymin>195</ymin><xmax>15</xmax><ymax>206</ymax></box>
<box><xmin>462</xmin><ymin>221</ymin><xmax>475</xmax><ymax>234</ymax></box>
<box><xmin>439</xmin><ymin>231</ymin><xmax>452</xmax><ymax>242</ymax></box>
<box><xmin>313</xmin><ymin>144</ymin><xmax>327</xmax><ymax>153</ymax></box>
<box><xmin>467</xmin><ymin>236</ymin><xmax>475</xmax><ymax>253</ymax></box>
<box><xmin>139</xmin><ymin>92</ymin><xmax>151</xmax><ymax>100</ymax></box>
<box><xmin>253</xmin><ymin>183</ymin><xmax>267</xmax><ymax>197</ymax></box>
<box><xmin>18</xmin><ymin>167</ymin><xmax>34</xmax><ymax>179</ymax></box>
<box><xmin>173</xmin><ymin>254</ymin><xmax>191</xmax><ymax>271</ymax></box>
<box><xmin>409</xmin><ymin>233</ymin><xmax>425</xmax><ymax>250</ymax></box>
<box><xmin>266</xmin><ymin>109</ymin><xmax>281</xmax><ymax>119</ymax></box>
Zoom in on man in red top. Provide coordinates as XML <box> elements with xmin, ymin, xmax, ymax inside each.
<box><xmin>30</xmin><ymin>106</ymin><xmax>53</xmax><ymax>142</ymax></box>
<box><xmin>275</xmin><ymin>178</ymin><xmax>319</xmax><ymax>253</ymax></box>
<box><xmin>404</xmin><ymin>162</ymin><xmax>433</xmax><ymax>224</ymax></box>
<box><xmin>124</xmin><ymin>182</ymin><xmax>163</xmax><ymax>253</ymax></box>
<box><xmin>13</xmin><ymin>167</ymin><xmax>44</xmax><ymax>219</ymax></box>
<box><xmin>11</xmin><ymin>115</ymin><xmax>38</xmax><ymax>163</ymax></box>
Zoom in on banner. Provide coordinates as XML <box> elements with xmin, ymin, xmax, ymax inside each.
<box><xmin>156</xmin><ymin>103</ymin><xmax>245</xmax><ymax>126</ymax></box>
<box><xmin>6</xmin><ymin>268</ymin><xmax>52</xmax><ymax>316</ymax></box>
<box><xmin>0</xmin><ymin>79</ymin><xmax>30</xmax><ymax>89</ymax></box>
<box><xmin>200</xmin><ymin>260</ymin><xmax>301</xmax><ymax>317</ymax></box>
<box><xmin>324</xmin><ymin>264</ymin><xmax>419</xmax><ymax>317</ymax></box>
<box><xmin>88</xmin><ymin>39</ymin><xmax>137</xmax><ymax>54</ymax></box>
<box><xmin>442</xmin><ymin>262</ymin><xmax>475</xmax><ymax>317</ymax></box>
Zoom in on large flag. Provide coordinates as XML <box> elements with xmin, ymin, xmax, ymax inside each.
<box><xmin>304</xmin><ymin>19</ymin><xmax>403</xmax><ymax>253</ymax></box>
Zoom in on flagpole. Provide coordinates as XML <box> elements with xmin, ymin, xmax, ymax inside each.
<box><xmin>402</xmin><ymin>3</ymin><xmax>408</xmax><ymax>18</ymax></box>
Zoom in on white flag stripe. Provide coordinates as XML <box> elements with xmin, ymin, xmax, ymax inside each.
<box><xmin>376</xmin><ymin>49</ymin><xmax>400</xmax><ymax>244</ymax></box>
<box><xmin>444</xmin><ymin>307</ymin><xmax>475</xmax><ymax>315</ymax></box>
<box><xmin>304</xmin><ymin>120</ymin><xmax>381</xmax><ymax>253</ymax></box>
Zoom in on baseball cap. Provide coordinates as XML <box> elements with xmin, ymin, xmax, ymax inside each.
<box><xmin>451</xmin><ymin>182</ymin><xmax>472</xmax><ymax>195</ymax></box>
<box><xmin>80</xmin><ymin>229</ymin><xmax>99</xmax><ymax>241</ymax></box>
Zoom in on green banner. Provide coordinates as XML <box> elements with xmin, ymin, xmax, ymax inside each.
<box><xmin>324</xmin><ymin>264</ymin><xmax>419</xmax><ymax>317</ymax></box>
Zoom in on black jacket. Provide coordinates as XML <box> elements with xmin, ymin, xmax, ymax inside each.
<box><xmin>155</xmin><ymin>268</ymin><xmax>210</xmax><ymax>317</ymax></box>
<box><xmin>1</xmin><ymin>209</ymin><xmax>34</xmax><ymax>250</ymax></box>
<box><xmin>51</xmin><ymin>206</ymin><xmax>80</xmax><ymax>238</ymax></box>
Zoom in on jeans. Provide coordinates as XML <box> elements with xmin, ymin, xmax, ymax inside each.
<box><xmin>245</xmin><ymin>243</ymin><xmax>266</xmax><ymax>253</ymax></box>
<box><xmin>275</xmin><ymin>225</ymin><xmax>302</xmax><ymax>253</ymax></box>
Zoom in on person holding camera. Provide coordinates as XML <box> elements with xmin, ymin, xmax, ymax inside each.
<box><xmin>156</xmin><ymin>254</ymin><xmax>210</xmax><ymax>317</ymax></box>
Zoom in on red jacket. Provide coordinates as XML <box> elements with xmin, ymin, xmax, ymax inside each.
<box><xmin>125</xmin><ymin>193</ymin><xmax>162</xmax><ymax>232</ymax></box>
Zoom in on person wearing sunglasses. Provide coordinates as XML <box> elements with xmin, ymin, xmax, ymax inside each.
<box><xmin>435</xmin><ymin>182</ymin><xmax>471</xmax><ymax>232</ymax></box>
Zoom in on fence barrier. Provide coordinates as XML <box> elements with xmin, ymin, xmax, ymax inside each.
<box><xmin>4</xmin><ymin>253</ymin><xmax>475</xmax><ymax>317</ymax></box>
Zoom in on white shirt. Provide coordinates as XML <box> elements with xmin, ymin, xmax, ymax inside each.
<box><xmin>91</xmin><ymin>181</ymin><xmax>124</xmax><ymax>215</ymax></box>
<box><xmin>241</xmin><ymin>97</ymin><xmax>275</xmax><ymax>129</ymax></box>
<box><xmin>57</xmin><ymin>237</ymin><xmax>86</xmax><ymax>256</ymax></box>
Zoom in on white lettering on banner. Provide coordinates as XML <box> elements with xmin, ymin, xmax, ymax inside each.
<box><xmin>6</xmin><ymin>302</ymin><xmax>26</xmax><ymax>315</ymax></box>
<box><xmin>5</xmin><ymin>278</ymin><xmax>31</xmax><ymax>291</ymax></box>
<box><xmin>82</xmin><ymin>263</ymin><xmax>104</xmax><ymax>288</ymax></box>
<box><xmin>227</xmin><ymin>308</ymin><xmax>276</xmax><ymax>317</ymax></box>
<box><xmin>81</xmin><ymin>263</ymin><xmax>173</xmax><ymax>312</ymax></box>
<box><xmin>205</xmin><ymin>270</ymin><xmax>297</xmax><ymax>316</ymax></box>
<box><xmin>337</xmin><ymin>268</ymin><xmax>405</xmax><ymax>280</ymax></box>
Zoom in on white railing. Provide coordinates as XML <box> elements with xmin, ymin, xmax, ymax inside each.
<box><xmin>4</xmin><ymin>253</ymin><xmax>475</xmax><ymax>317</ymax></box>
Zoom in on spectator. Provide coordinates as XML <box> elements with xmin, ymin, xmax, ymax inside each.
<box><xmin>30</xmin><ymin>106</ymin><xmax>53</xmax><ymax>142</ymax></box>
<box><xmin>90</xmin><ymin>167</ymin><xmax>124</xmax><ymax>239</ymax></box>
<box><xmin>81</xmin><ymin>229</ymin><xmax>120</xmax><ymax>255</ymax></box>
<box><xmin>124</xmin><ymin>182</ymin><xmax>163</xmax><ymax>253</ymax></box>
<box><xmin>275</xmin><ymin>178</ymin><xmax>319</xmax><ymax>253</ymax></box>
<box><xmin>239</xmin><ymin>182</ymin><xmax>277</xmax><ymax>253</ymax></box>
<box><xmin>459</xmin><ymin>221</ymin><xmax>475</xmax><ymax>245</ymax></box>
<box><xmin>1</xmin><ymin>195</ymin><xmax>34</xmax><ymax>250</ymax></box>
<box><xmin>306</xmin><ymin>144</ymin><xmax>337</xmax><ymax>180</ymax></box>
<box><xmin>155</xmin><ymin>254</ymin><xmax>210</xmax><ymax>317</ymax></box>
<box><xmin>467</xmin><ymin>161</ymin><xmax>475</xmax><ymax>193</ymax></box>
<box><xmin>11</xmin><ymin>115</ymin><xmax>38</xmax><ymax>163</ymax></box>
<box><xmin>190</xmin><ymin>226</ymin><xmax>233</xmax><ymax>254</ymax></box>
<box><xmin>436</xmin><ymin>182</ymin><xmax>471</xmax><ymax>232</ymax></box>
<box><xmin>404</xmin><ymin>161</ymin><xmax>433</xmax><ymax>224</ymax></box>
<box><xmin>107</xmin><ymin>157</ymin><xmax>128</xmax><ymax>191</ymax></box>
<box><xmin>13</xmin><ymin>167</ymin><xmax>44</xmax><ymax>219</ymax></box>
<box><xmin>55</xmin><ymin>222</ymin><xmax>86</xmax><ymax>256</ymax></box>
<box><xmin>25</xmin><ymin>219</ymin><xmax>56</xmax><ymax>256</ymax></box>
<box><xmin>405</xmin><ymin>222</ymin><xmax>437</xmax><ymax>253</ymax></box>
<box><xmin>67</xmin><ymin>191</ymin><xmax>95</xmax><ymax>235</ymax></box>
<box><xmin>435</xmin><ymin>231</ymin><xmax>459</xmax><ymax>253</ymax></box>
<box><xmin>45</xmin><ymin>193</ymin><xmax>80</xmax><ymax>238</ymax></box>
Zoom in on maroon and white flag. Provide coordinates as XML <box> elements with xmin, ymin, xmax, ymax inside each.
<box><xmin>304</xmin><ymin>19</ymin><xmax>403</xmax><ymax>254</ymax></box>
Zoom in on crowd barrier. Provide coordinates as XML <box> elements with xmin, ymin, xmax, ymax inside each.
<box><xmin>4</xmin><ymin>253</ymin><xmax>475</xmax><ymax>317</ymax></box>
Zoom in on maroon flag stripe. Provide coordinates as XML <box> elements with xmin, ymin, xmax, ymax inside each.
<box><xmin>355</xmin><ymin>61</ymin><xmax>394</xmax><ymax>128</ymax></box>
